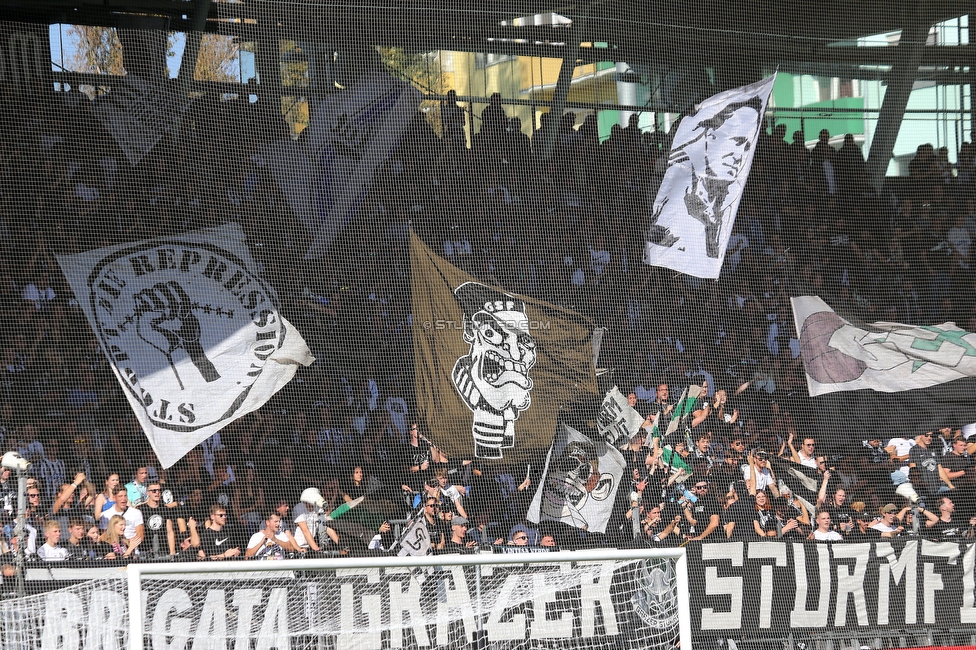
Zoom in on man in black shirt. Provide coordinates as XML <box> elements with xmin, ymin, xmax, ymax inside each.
<box><xmin>445</xmin><ymin>516</ymin><xmax>477</xmax><ymax>551</ymax></box>
<box><xmin>138</xmin><ymin>482</ymin><xmax>180</xmax><ymax>558</ymax></box>
<box><xmin>196</xmin><ymin>504</ymin><xmax>242</xmax><ymax>560</ymax></box>
<box><xmin>63</xmin><ymin>519</ymin><xmax>95</xmax><ymax>560</ymax></box>
<box><xmin>683</xmin><ymin>480</ymin><xmax>722</xmax><ymax>541</ymax></box>
<box><xmin>909</xmin><ymin>432</ymin><xmax>947</xmax><ymax>502</ymax></box>
<box><xmin>923</xmin><ymin>495</ymin><xmax>971</xmax><ymax>540</ymax></box>
<box><xmin>822</xmin><ymin>486</ymin><xmax>856</xmax><ymax>536</ymax></box>
<box><xmin>647</xmin><ymin>383</ymin><xmax>676</xmax><ymax>434</ymax></box>
<box><xmin>941</xmin><ymin>435</ymin><xmax>973</xmax><ymax>490</ymax></box>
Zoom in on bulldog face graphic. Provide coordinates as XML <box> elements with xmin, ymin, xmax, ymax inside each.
<box><xmin>452</xmin><ymin>282</ymin><xmax>537</xmax><ymax>459</ymax></box>
<box><xmin>541</xmin><ymin>439</ymin><xmax>614</xmax><ymax>529</ymax></box>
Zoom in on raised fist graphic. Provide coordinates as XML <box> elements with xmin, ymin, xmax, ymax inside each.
<box><xmin>134</xmin><ymin>281</ymin><xmax>220</xmax><ymax>389</ymax></box>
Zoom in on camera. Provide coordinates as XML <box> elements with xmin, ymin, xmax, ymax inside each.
<box><xmin>1</xmin><ymin>451</ymin><xmax>30</xmax><ymax>473</ymax></box>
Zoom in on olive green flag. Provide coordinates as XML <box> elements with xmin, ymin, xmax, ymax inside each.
<box><xmin>411</xmin><ymin>232</ymin><xmax>598</xmax><ymax>463</ymax></box>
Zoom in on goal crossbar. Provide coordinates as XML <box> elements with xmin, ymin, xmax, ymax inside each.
<box><xmin>127</xmin><ymin>547</ymin><xmax>692</xmax><ymax>650</ymax></box>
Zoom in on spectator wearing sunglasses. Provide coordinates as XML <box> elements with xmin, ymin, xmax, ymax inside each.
<box><xmin>421</xmin><ymin>498</ymin><xmax>446</xmax><ymax>549</ymax></box>
<box><xmin>744</xmin><ymin>449</ymin><xmax>780</xmax><ymax>496</ymax></box>
<box><xmin>137</xmin><ymin>482</ymin><xmax>181</xmax><ymax>558</ymax></box>
<box><xmin>683</xmin><ymin>480</ymin><xmax>722</xmax><ymax>541</ymax></box>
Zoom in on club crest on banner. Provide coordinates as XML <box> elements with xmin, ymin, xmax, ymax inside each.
<box><xmin>451</xmin><ymin>282</ymin><xmax>537</xmax><ymax>459</ymax></box>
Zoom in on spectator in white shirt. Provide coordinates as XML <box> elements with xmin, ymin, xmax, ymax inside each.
<box><xmin>36</xmin><ymin>520</ymin><xmax>70</xmax><ymax>561</ymax></box>
<box><xmin>809</xmin><ymin>511</ymin><xmax>843</xmax><ymax>541</ymax></box>
<box><xmin>788</xmin><ymin>433</ymin><xmax>820</xmax><ymax>469</ymax></box>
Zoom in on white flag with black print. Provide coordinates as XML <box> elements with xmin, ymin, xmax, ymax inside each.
<box><xmin>56</xmin><ymin>224</ymin><xmax>315</xmax><ymax>468</ymax></box>
<box><xmin>269</xmin><ymin>65</ymin><xmax>421</xmax><ymax>259</ymax></box>
<box><xmin>527</xmin><ymin>423</ymin><xmax>626</xmax><ymax>534</ymax></box>
<box><xmin>396</xmin><ymin>514</ymin><xmax>432</xmax><ymax>558</ymax></box>
<box><xmin>644</xmin><ymin>74</ymin><xmax>775</xmax><ymax>279</ymax></box>
<box><xmin>596</xmin><ymin>386</ymin><xmax>647</xmax><ymax>446</ymax></box>
<box><xmin>91</xmin><ymin>73</ymin><xmax>190</xmax><ymax>166</ymax></box>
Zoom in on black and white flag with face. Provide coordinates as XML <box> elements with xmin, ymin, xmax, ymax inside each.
<box><xmin>644</xmin><ymin>74</ymin><xmax>775</xmax><ymax>279</ymax></box>
<box><xmin>527</xmin><ymin>423</ymin><xmax>626</xmax><ymax>534</ymax></box>
<box><xmin>56</xmin><ymin>224</ymin><xmax>315</xmax><ymax>468</ymax></box>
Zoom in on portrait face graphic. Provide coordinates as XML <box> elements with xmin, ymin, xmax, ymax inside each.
<box><xmin>541</xmin><ymin>440</ymin><xmax>614</xmax><ymax>524</ymax></box>
<box><xmin>701</xmin><ymin>105</ymin><xmax>759</xmax><ymax>182</ymax></box>
<box><xmin>463</xmin><ymin>307</ymin><xmax>537</xmax><ymax>413</ymax></box>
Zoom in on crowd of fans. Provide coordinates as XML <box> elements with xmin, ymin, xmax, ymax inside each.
<box><xmin>0</xmin><ymin>81</ymin><xmax>975</xmax><ymax>573</ymax></box>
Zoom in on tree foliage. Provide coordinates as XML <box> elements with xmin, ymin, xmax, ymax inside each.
<box><xmin>378</xmin><ymin>47</ymin><xmax>445</xmax><ymax>134</ymax></box>
<box><xmin>66</xmin><ymin>26</ymin><xmax>125</xmax><ymax>75</ymax></box>
<box><xmin>194</xmin><ymin>34</ymin><xmax>240</xmax><ymax>83</ymax></box>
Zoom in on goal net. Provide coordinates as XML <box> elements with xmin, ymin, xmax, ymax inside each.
<box><xmin>0</xmin><ymin>548</ymin><xmax>690</xmax><ymax>650</ymax></box>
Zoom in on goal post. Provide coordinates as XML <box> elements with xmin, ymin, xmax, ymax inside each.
<box><xmin>126</xmin><ymin>547</ymin><xmax>692</xmax><ymax>650</ymax></box>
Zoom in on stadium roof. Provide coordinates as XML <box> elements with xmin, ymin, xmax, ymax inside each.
<box><xmin>0</xmin><ymin>0</ymin><xmax>972</xmax><ymax>82</ymax></box>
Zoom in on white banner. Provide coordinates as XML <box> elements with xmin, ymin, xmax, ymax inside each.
<box><xmin>2</xmin><ymin>558</ymin><xmax>671</xmax><ymax>650</ymax></box>
<box><xmin>91</xmin><ymin>74</ymin><xmax>190</xmax><ymax>165</ymax></box>
<box><xmin>644</xmin><ymin>74</ymin><xmax>775</xmax><ymax>279</ymax></box>
<box><xmin>56</xmin><ymin>224</ymin><xmax>314</xmax><ymax>468</ymax></box>
<box><xmin>269</xmin><ymin>70</ymin><xmax>421</xmax><ymax>259</ymax></box>
<box><xmin>527</xmin><ymin>423</ymin><xmax>626</xmax><ymax>534</ymax></box>
<box><xmin>792</xmin><ymin>295</ymin><xmax>976</xmax><ymax>397</ymax></box>
<box><xmin>596</xmin><ymin>386</ymin><xmax>647</xmax><ymax>446</ymax></box>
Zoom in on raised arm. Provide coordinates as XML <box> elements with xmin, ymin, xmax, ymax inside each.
<box><xmin>817</xmin><ymin>471</ymin><xmax>831</xmax><ymax>506</ymax></box>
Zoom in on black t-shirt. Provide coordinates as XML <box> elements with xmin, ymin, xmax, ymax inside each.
<box><xmin>647</xmin><ymin>400</ymin><xmax>675</xmax><ymax>434</ymax></box>
<box><xmin>724</xmin><ymin>498</ymin><xmax>758</xmax><ymax>541</ymax></box>
<box><xmin>688</xmin><ymin>495</ymin><xmax>722</xmax><ymax>536</ymax></box>
<box><xmin>399</xmin><ymin>441</ymin><xmax>433</xmax><ymax>491</ymax></box>
<box><xmin>942</xmin><ymin>452</ymin><xmax>971</xmax><ymax>475</ymax></box>
<box><xmin>198</xmin><ymin>526</ymin><xmax>240</xmax><ymax>558</ymax></box>
<box><xmin>444</xmin><ymin>539</ymin><xmax>475</xmax><ymax>552</ymax></box>
<box><xmin>925</xmin><ymin>517</ymin><xmax>967</xmax><ymax>540</ymax></box>
<box><xmin>753</xmin><ymin>508</ymin><xmax>777</xmax><ymax>537</ymax></box>
<box><xmin>138</xmin><ymin>503</ymin><xmax>177</xmax><ymax>557</ymax></box>
<box><xmin>909</xmin><ymin>445</ymin><xmax>942</xmax><ymax>495</ymax></box>
<box><xmin>63</xmin><ymin>538</ymin><xmax>94</xmax><ymax>561</ymax></box>
<box><xmin>827</xmin><ymin>504</ymin><xmax>856</xmax><ymax>532</ymax></box>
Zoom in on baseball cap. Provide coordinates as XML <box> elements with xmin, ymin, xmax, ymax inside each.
<box><xmin>754</xmin><ymin>449</ymin><xmax>769</xmax><ymax>460</ymax></box>
<box><xmin>451</xmin><ymin>516</ymin><xmax>469</xmax><ymax>527</ymax></box>
<box><xmin>879</xmin><ymin>504</ymin><xmax>897</xmax><ymax>514</ymax></box>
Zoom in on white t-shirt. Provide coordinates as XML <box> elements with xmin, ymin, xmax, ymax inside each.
<box><xmin>871</xmin><ymin>521</ymin><xmax>899</xmax><ymax>533</ymax></box>
<box><xmin>796</xmin><ymin>451</ymin><xmax>818</xmax><ymax>470</ymax></box>
<box><xmin>123</xmin><ymin>508</ymin><xmax>144</xmax><ymax>540</ymax></box>
<box><xmin>247</xmin><ymin>531</ymin><xmax>291</xmax><ymax>560</ymax></box>
<box><xmin>293</xmin><ymin>505</ymin><xmax>322</xmax><ymax>548</ymax></box>
<box><xmin>37</xmin><ymin>543</ymin><xmax>70</xmax><ymax>561</ymax></box>
<box><xmin>887</xmin><ymin>438</ymin><xmax>915</xmax><ymax>476</ymax></box>
<box><xmin>441</xmin><ymin>484</ymin><xmax>464</xmax><ymax>502</ymax></box>
<box><xmin>99</xmin><ymin>505</ymin><xmax>125</xmax><ymax>530</ymax></box>
<box><xmin>812</xmin><ymin>529</ymin><xmax>843</xmax><ymax>541</ymax></box>
<box><xmin>742</xmin><ymin>465</ymin><xmax>776</xmax><ymax>492</ymax></box>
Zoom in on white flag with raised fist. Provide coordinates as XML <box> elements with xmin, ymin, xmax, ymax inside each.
<box><xmin>57</xmin><ymin>224</ymin><xmax>314</xmax><ymax>468</ymax></box>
